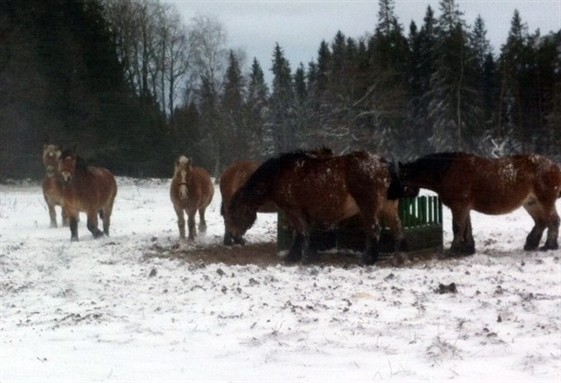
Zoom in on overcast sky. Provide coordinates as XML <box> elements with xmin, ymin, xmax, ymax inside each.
<box><xmin>167</xmin><ymin>0</ymin><xmax>560</xmax><ymax>79</ymax></box>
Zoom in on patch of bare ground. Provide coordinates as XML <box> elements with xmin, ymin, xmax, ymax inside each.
<box><xmin>145</xmin><ymin>241</ymin><xmax>442</xmax><ymax>268</ymax></box>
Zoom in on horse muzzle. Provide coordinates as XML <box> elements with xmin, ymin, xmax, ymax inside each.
<box><xmin>61</xmin><ymin>171</ymin><xmax>72</xmax><ymax>183</ymax></box>
<box><xmin>45</xmin><ymin>166</ymin><xmax>55</xmax><ymax>177</ymax></box>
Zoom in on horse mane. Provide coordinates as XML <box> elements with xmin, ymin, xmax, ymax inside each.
<box><xmin>60</xmin><ymin>149</ymin><xmax>89</xmax><ymax>174</ymax></box>
<box><xmin>403</xmin><ymin>152</ymin><xmax>465</xmax><ymax>183</ymax></box>
<box><xmin>381</xmin><ymin>157</ymin><xmax>403</xmax><ymax>200</ymax></box>
<box><xmin>231</xmin><ymin>150</ymin><xmax>318</xmax><ymax>209</ymax></box>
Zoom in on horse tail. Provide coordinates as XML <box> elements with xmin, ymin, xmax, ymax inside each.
<box><xmin>220</xmin><ymin>201</ymin><xmax>225</xmax><ymax>216</ymax></box>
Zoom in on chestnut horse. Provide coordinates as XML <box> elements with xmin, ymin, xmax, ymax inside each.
<box><xmin>400</xmin><ymin>152</ymin><xmax>561</xmax><ymax>254</ymax></box>
<box><xmin>219</xmin><ymin>160</ymin><xmax>277</xmax><ymax>245</ymax></box>
<box><xmin>42</xmin><ymin>144</ymin><xmax>68</xmax><ymax>227</ymax></box>
<box><xmin>224</xmin><ymin>150</ymin><xmax>404</xmax><ymax>265</ymax></box>
<box><xmin>58</xmin><ymin>147</ymin><xmax>118</xmax><ymax>241</ymax></box>
<box><xmin>170</xmin><ymin>155</ymin><xmax>214</xmax><ymax>241</ymax></box>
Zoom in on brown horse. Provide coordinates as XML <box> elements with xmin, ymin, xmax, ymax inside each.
<box><xmin>224</xmin><ymin>150</ymin><xmax>405</xmax><ymax>265</ymax></box>
<box><xmin>400</xmin><ymin>152</ymin><xmax>561</xmax><ymax>254</ymax></box>
<box><xmin>42</xmin><ymin>144</ymin><xmax>68</xmax><ymax>227</ymax></box>
<box><xmin>58</xmin><ymin>147</ymin><xmax>118</xmax><ymax>241</ymax></box>
<box><xmin>170</xmin><ymin>155</ymin><xmax>214</xmax><ymax>241</ymax></box>
<box><xmin>220</xmin><ymin>160</ymin><xmax>277</xmax><ymax>245</ymax></box>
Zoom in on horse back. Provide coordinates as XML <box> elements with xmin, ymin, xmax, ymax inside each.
<box><xmin>441</xmin><ymin>153</ymin><xmax>560</xmax><ymax>214</ymax></box>
<box><xmin>274</xmin><ymin>152</ymin><xmax>391</xmax><ymax>224</ymax></box>
<box><xmin>344</xmin><ymin>151</ymin><xmax>393</xmax><ymax>198</ymax></box>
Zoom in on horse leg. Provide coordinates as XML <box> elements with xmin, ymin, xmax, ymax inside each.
<box><xmin>285</xmin><ymin>231</ymin><xmax>306</xmax><ymax>263</ymax></box>
<box><xmin>47</xmin><ymin>200</ymin><xmax>57</xmax><ymax>228</ymax></box>
<box><xmin>543</xmin><ymin>212</ymin><xmax>560</xmax><ymax>250</ymax></box>
<box><xmin>198</xmin><ymin>207</ymin><xmax>207</xmax><ymax>233</ymax></box>
<box><xmin>187</xmin><ymin>209</ymin><xmax>197</xmax><ymax>241</ymax></box>
<box><xmin>174</xmin><ymin>205</ymin><xmax>186</xmax><ymax>240</ymax></box>
<box><xmin>463</xmin><ymin>215</ymin><xmax>475</xmax><ymax>255</ymax></box>
<box><xmin>362</xmin><ymin>220</ymin><xmax>382</xmax><ymax>265</ymax></box>
<box><xmin>69</xmin><ymin>212</ymin><xmax>79</xmax><ymax>242</ymax></box>
<box><xmin>353</xmin><ymin>196</ymin><xmax>383</xmax><ymax>265</ymax></box>
<box><xmin>450</xmin><ymin>207</ymin><xmax>472</xmax><ymax>254</ymax></box>
<box><xmin>380</xmin><ymin>202</ymin><xmax>405</xmax><ymax>252</ymax></box>
<box><xmin>86</xmin><ymin>211</ymin><xmax>104</xmax><ymax>239</ymax></box>
<box><xmin>101</xmin><ymin>198</ymin><xmax>115</xmax><ymax>236</ymax></box>
<box><xmin>283</xmin><ymin>211</ymin><xmax>309</xmax><ymax>263</ymax></box>
<box><xmin>523</xmin><ymin>202</ymin><xmax>547</xmax><ymax>250</ymax></box>
<box><xmin>541</xmin><ymin>205</ymin><xmax>559</xmax><ymax>250</ymax></box>
<box><xmin>61</xmin><ymin>206</ymin><xmax>69</xmax><ymax>227</ymax></box>
<box><xmin>223</xmin><ymin>230</ymin><xmax>234</xmax><ymax>246</ymax></box>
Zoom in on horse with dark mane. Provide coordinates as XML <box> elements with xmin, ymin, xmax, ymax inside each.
<box><xmin>219</xmin><ymin>148</ymin><xmax>333</xmax><ymax>246</ymax></box>
<box><xmin>42</xmin><ymin>143</ymin><xmax>67</xmax><ymax>227</ymax></box>
<box><xmin>57</xmin><ymin>147</ymin><xmax>118</xmax><ymax>241</ymax></box>
<box><xmin>400</xmin><ymin>152</ymin><xmax>561</xmax><ymax>254</ymax></box>
<box><xmin>224</xmin><ymin>150</ymin><xmax>404</xmax><ymax>264</ymax></box>
<box><xmin>170</xmin><ymin>155</ymin><xmax>214</xmax><ymax>241</ymax></box>
<box><xmin>219</xmin><ymin>160</ymin><xmax>277</xmax><ymax>245</ymax></box>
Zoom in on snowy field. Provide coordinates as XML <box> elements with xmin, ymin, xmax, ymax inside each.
<box><xmin>1</xmin><ymin>178</ymin><xmax>560</xmax><ymax>382</ymax></box>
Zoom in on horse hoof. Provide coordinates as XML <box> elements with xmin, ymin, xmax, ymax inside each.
<box><xmin>70</xmin><ymin>237</ymin><xmax>79</xmax><ymax>242</ymax></box>
<box><xmin>523</xmin><ymin>244</ymin><xmax>539</xmax><ymax>251</ymax></box>
<box><xmin>233</xmin><ymin>236</ymin><xmax>246</xmax><ymax>246</ymax></box>
<box><xmin>283</xmin><ymin>253</ymin><xmax>302</xmax><ymax>264</ymax></box>
<box><xmin>361</xmin><ymin>255</ymin><xmax>378</xmax><ymax>266</ymax></box>
<box><xmin>540</xmin><ymin>243</ymin><xmax>559</xmax><ymax>251</ymax></box>
<box><xmin>223</xmin><ymin>237</ymin><xmax>234</xmax><ymax>246</ymax></box>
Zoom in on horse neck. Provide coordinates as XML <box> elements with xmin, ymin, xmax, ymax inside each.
<box><xmin>238</xmin><ymin>180</ymin><xmax>272</xmax><ymax>212</ymax></box>
<box><xmin>402</xmin><ymin>161</ymin><xmax>444</xmax><ymax>192</ymax></box>
<box><xmin>65</xmin><ymin>166</ymin><xmax>96</xmax><ymax>189</ymax></box>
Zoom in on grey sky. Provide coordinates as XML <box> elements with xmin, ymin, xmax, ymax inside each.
<box><xmin>168</xmin><ymin>0</ymin><xmax>561</xmax><ymax>77</ymax></box>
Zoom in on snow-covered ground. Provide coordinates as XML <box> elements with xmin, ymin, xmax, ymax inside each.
<box><xmin>1</xmin><ymin>178</ymin><xmax>560</xmax><ymax>382</ymax></box>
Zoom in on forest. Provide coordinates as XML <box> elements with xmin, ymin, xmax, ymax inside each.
<box><xmin>1</xmin><ymin>0</ymin><xmax>559</xmax><ymax>180</ymax></box>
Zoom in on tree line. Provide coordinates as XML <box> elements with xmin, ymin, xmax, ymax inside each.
<box><xmin>1</xmin><ymin>0</ymin><xmax>559</xmax><ymax>180</ymax></box>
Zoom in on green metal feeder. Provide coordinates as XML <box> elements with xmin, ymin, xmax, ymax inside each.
<box><xmin>277</xmin><ymin>196</ymin><xmax>443</xmax><ymax>254</ymax></box>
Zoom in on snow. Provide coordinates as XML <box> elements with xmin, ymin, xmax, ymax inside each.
<box><xmin>1</xmin><ymin>178</ymin><xmax>560</xmax><ymax>382</ymax></box>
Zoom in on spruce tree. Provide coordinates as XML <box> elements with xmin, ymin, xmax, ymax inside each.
<box><xmin>246</xmin><ymin>58</ymin><xmax>270</xmax><ymax>159</ymax></box>
<box><xmin>270</xmin><ymin>43</ymin><xmax>295</xmax><ymax>153</ymax></box>
<box><xmin>221</xmin><ymin>50</ymin><xmax>246</xmax><ymax>170</ymax></box>
<box><xmin>426</xmin><ymin>0</ymin><xmax>479</xmax><ymax>151</ymax></box>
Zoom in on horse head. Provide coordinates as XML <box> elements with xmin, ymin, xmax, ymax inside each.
<box><xmin>43</xmin><ymin>144</ymin><xmax>61</xmax><ymax>177</ymax></box>
<box><xmin>58</xmin><ymin>146</ymin><xmax>86</xmax><ymax>184</ymax></box>
<box><xmin>174</xmin><ymin>155</ymin><xmax>192</xmax><ymax>200</ymax></box>
<box><xmin>224</xmin><ymin>190</ymin><xmax>257</xmax><ymax>244</ymax></box>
